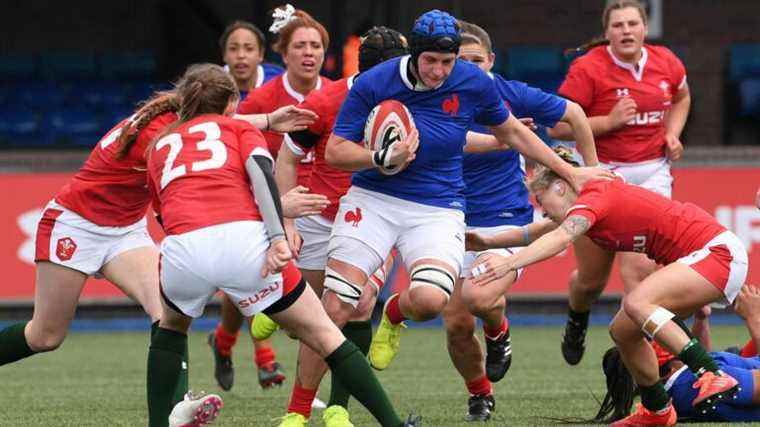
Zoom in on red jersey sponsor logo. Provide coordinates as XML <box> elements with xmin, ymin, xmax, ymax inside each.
<box><xmin>56</xmin><ymin>237</ymin><xmax>77</xmax><ymax>261</ymax></box>
<box><xmin>344</xmin><ymin>207</ymin><xmax>362</xmax><ymax>227</ymax></box>
<box><xmin>238</xmin><ymin>281</ymin><xmax>281</xmax><ymax>309</ymax></box>
<box><xmin>442</xmin><ymin>94</ymin><xmax>459</xmax><ymax>116</ymax></box>
<box><xmin>626</xmin><ymin>110</ymin><xmax>667</xmax><ymax>126</ymax></box>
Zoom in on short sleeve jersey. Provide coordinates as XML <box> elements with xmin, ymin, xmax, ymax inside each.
<box><xmin>464</xmin><ymin>73</ymin><xmax>567</xmax><ymax>227</ymax></box>
<box><xmin>55</xmin><ymin>112</ymin><xmax>177</xmax><ymax>227</ymax></box>
<box><xmin>566</xmin><ymin>178</ymin><xmax>724</xmax><ymax>265</ymax></box>
<box><xmin>237</xmin><ymin>73</ymin><xmax>331</xmax><ymax>186</ymax></box>
<box><xmin>238</xmin><ymin>62</ymin><xmax>284</xmax><ymax>101</ymax></box>
<box><xmin>666</xmin><ymin>352</ymin><xmax>760</xmax><ymax>422</ymax></box>
<box><xmin>559</xmin><ymin>45</ymin><xmax>687</xmax><ymax>163</ymax></box>
<box><xmin>147</xmin><ymin>114</ymin><xmax>271</xmax><ymax>235</ymax></box>
<box><xmin>333</xmin><ymin>55</ymin><xmax>509</xmax><ymax>210</ymax></box>
<box><xmin>287</xmin><ymin>76</ymin><xmax>355</xmax><ymax>221</ymax></box>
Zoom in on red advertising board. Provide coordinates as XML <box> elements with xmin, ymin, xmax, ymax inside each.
<box><xmin>1</xmin><ymin>169</ymin><xmax>758</xmax><ymax>301</ymax></box>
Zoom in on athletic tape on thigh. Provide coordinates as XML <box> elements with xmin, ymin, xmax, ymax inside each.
<box><xmin>324</xmin><ymin>267</ymin><xmax>363</xmax><ymax>308</ymax></box>
<box><xmin>409</xmin><ymin>264</ymin><xmax>455</xmax><ymax>298</ymax></box>
<box><xmin>641</xmin><ymin>307</ymin><xmax>675</xmax><ymax>339</ymax></box>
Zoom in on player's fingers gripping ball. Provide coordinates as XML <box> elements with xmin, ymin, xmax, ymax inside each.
<box><xmin>365</xmin><ymin>99</ymin><xmax>416</xmax><ymax>175</ymax></box>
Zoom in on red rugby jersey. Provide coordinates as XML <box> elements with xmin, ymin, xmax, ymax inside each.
<box><xmin>566</xmin><ymin>178</ymin><xmax>725</xmax><ymax>265</ymax></box>
<box><xmin>287</xmin><ymin>76</ymin><xmax>355</xmax><ymax>221</ymax></box>
<box><xmin>55</xmin><ymin>112</ymin><xmax>177</xmax><ymax>226</ymax></box>
<box><xmin>147</xmin><ymin>114</ymin><xmax>271</xmax><ymax>235</ymax></box>
<box><xmin>237</xmin><ymin>73</ymin><xmax>331</xmax><ymax>186</ymax></box>
<box><xmin>559</xmin><ymin>45</ymin><xmax>686</xmax><ymax>163</ymax></box>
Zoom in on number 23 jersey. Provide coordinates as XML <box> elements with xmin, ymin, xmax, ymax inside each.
<box><xmin>147</xmin><ymin>114</ymin><xmax>272</xmax><ymax>236</ymax></box>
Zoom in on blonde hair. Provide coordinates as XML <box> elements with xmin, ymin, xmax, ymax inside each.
<box><xmin>526</xmin><ymin>145</ymin><xmax>579</xmax><ymax>192</ymax></box>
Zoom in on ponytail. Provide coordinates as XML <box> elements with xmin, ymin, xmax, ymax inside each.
<box><xmin>114</xmin><ymin>91</ymin><xmax>179</xmax><ymax>159</ymax></box>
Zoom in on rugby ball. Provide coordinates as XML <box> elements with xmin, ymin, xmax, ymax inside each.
<box><xmin>363</xmin><ymin>99</ymin><xmax>416</xmax><ymax>175</ymax></box>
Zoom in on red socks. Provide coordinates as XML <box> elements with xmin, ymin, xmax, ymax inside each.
<box><xmin>385</xmin><ymin>294</ymin><xmax>406</xmax><ymax>325</ymax></box>
<box><xmin>214</xmin><ymin>324</ymin><xmax>239</xmax><ymax>358</ymax></box>
<box><xmin>740</xmin><ymin>339</ymin><xmax>758</xmax><ymax>357</ymax></box>
<box><xmin>483</xmin><ymin>316</ymin><xmax>509</xmax><ymax>340</ymax></box>
<box><xmin>255</xmin><ymin>346</ymin><xmax>276</xmax><ymax>368</ymax></box>
<box><xmin>466</xmin><ymin>375</ymin><xmax>493</xmax><ymax>396</ymax></box>
<box><xmin>287</xmin><ymin>382</ymin><xmax>317</xmax><ymax>419</ymax></box>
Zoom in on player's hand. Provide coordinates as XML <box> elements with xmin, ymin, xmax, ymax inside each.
<box><xmin>283</xmin><ymin>219</ymin><xmax>303</xmax><ymax>258</ymax></box>
<box><xmin>268</xmin><ymin>105</ymin><xmax>319</xmax><ymax>133</ymax></box>
<box><xmin>281</xmin><ymin>185</ymin><xmax>330</xmax><ymax>218</ymax></box>
<box><xmin>262</xmin><ymin>238</ymin><xmax>292</xmax><ymax>277</ymax></box>
<box><xmin>695</xmin><ymin>305</ymin><xmax>712</xmax><ymax>320</ymax></box>
<box><xmin>568</xmin><ymin>166</ymin><xmax>616</xmax><ymax>192</ymax></box>
<box><xmin>469</xmin><ymin>255</ymin><xmax>514</xmax><ymax>286</ymax></box>
<box><xmin>733</xmin><ymin>284</ymin><xmax>760</xmax><ymax>321</ymax></box>
<box><xmin>519</xmin><ymin>117</ymin><xmax>537</xmax><ymax>131</ymax></box>
<box><xmin>387</xmin><ymin>128</ymin><xmax>419</xmax><ymax>168</ymax></box>
<box><xmin>465</xmin><ymin>231</ymin><xmax>493</xmax><ymax>252</ymax></box>
<box><xmin>665</xmin><ymin>133</ymin><xmax>684</xmax><ymax>161</ymax></box>
<box><xmin>607</xmin><ymin>97</ymin><xmax>637</xmax><ymax>130</ymax></box>
<box><xmin>755</xmin><ymin>187</ymin><xmax>760</xmax><ymax>210</ymax></box>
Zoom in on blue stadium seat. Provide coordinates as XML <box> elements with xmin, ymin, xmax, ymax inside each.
<box><xmin>506</xmin><ymin>47</ymin><xmax>566</xmax><ymax>93</ymax></box>
<box><xmin>0</xmin><ymin>55</ymin><xmax>38</xmax><ymax>81</ymax></box>
<box><xmin>70</xmin><ymin>81</ymin><xmax>130</xmax><ymax>111</ymax></box>
<box><xmin>128</xmin><ymin>81</ymin><xmax>171</xmax><ymax>106</ymax></box>
<box><xmin>728</xmin><ymin>44</ymin><xmax>760</xmax><ymax>82</ymax></box>
<box><xmin>40</xmin><ymin>53</ymin><xmax>98</xmax><ymax>80</ymax></box>
<box><xmin>738</xmin><ymin>78</ymin><xmax>760</xmax><ymax>118</ymax></box>
<box><xmin>17</xmin><ymin>82</ymin><xmax>67</xmax><ymax>112</ymax></box>
<box><xmin>101</xmin><ymin>52</ymin><xmax>157</xmax><ymax>80</ymax></box>
<box><xmin>0</xmin><ymin>108</ymin><xmax>45</xmax><ymax>146</ymax></box>
<box><xmin>44</xmin><ymin>108</ymin><xmax>103</xmax><ymax>147</ymax></box>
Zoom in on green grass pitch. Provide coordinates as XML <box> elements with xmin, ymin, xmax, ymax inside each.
<box><xmin>1</xmin><ymin>324</ymin><xmax>754</xmax><ymax>426</ymax></box>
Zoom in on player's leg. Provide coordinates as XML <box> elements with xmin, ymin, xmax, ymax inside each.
<box><xmin>208</xmin><ymin>295</ymin><xmax>242</xmax><ymax>391</ymax></box>
<box><xmin>618</xmin><ymin>251</ymin><xmax>657</xmax><ymax>293</ymax></box>
<box><xmin>564</xmin><ymin>237</ymin><xmax>615</xmax><ymax>365</ymax></box>
<box><xmin>461</xmin><ymin>251</ymin><xmax>518</xmax><ymax>383</ymax></box>
<box><xmin>443</xmin><ymin>280</ymin><xmax>494</xmax><ymax>421</ymax></box>
<box><xmin>0</xmin><ymin>262</ymin><xmax>86</xmax><ymax>365</ymax></box>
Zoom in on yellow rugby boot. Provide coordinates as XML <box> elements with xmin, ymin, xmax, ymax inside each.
<box><xmin>250</xmin><ymin>313</ymin><xmax>280</xmax><ymax>340</ymax></box>
<box><xmin>277</xmin><ymin>412</ymin><xmax>308</xmax><ymax>427</ymax></box>
<box><xmin>368</xmin><ymin>311</ymin><xmax>406</xmax><ymax>370</ymax></box>
<box><xmin>322</xmin><ymin>405</ymin><xmax>353</xmax><ymax>427</ymax></box>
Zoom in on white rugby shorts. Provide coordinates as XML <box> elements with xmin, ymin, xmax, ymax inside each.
<box><xmin>461</xmin><ymin>224</ymin><xmax>525</xmax><ymax>279</ymax></box>
<box><xmin>600</xmin><ymin>157</ymin><xmax>673</xmax><ymax>198</ymax></box>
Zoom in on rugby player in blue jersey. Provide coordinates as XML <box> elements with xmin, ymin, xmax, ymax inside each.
<box><xmin>440</xmin><ymin>20</ymin><xmax>600</xmax><ymax>421</ymax></box>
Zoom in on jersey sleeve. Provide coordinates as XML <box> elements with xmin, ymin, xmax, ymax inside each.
<box><xmin>474</xmin><ymin>72</ymin><xmax>510</xmax><ymax>126</ymax></box>
<box><xmin>667</xmin><ymin>50</ymin><xmax>688</xmax><ymax>93</ymax></box>
<box><xmin>237</xmin><ymin>89</ymin><xmax>265</xmax><ymax>114</ymax></box>
<box><xmin>518</xmin><ymin>83</ymin><xmax>567</xmax><ymax>127</ymax></box>
<box><xmin>558</xmin><ymin>59</ymin><xmax>595</xmax><ymax>110</ymax></box>
<box><xmin>564</xmin><ymin>181</ymin><xmax>611</xmax><ymax>226</ymax></box>
<box><xmin>333</xmin><ymin>76</ymin><xmax>374</xmax><ymax>143</ymax></box>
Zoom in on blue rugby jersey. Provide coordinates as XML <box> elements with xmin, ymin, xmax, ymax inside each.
<box><xmin>239</xmin><ymin>63</ymin><xmax>284</xmax><ymax>101</ymax></box>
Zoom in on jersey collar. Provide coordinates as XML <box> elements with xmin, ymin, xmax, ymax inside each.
<box><xmin>347</xmin><ymin>73</ymin><xmax>358</xmax><ymax>90</ymax></box>
<box><xmin>607</xmin><ymin>45</ymin><xmax>648</xmax><ymax>82</ymax></box>
<box><xmin>399</xmin><ymin>55</ymin><xmax>444</xmax><ymax>92</ymax></box>
<box><xmin>283</xmin><ymin>71</ymin><xmax>322</xmax><ymax>102</ymax></box>
<box><xmin>664</xmin><ymin>365</ymin><xmax>688</xmax><ymax>391</ymax></box>
<box><xmin>254</xmin><ymin>64</ymin><xmax>265</xmax><ymax>88</ymax></box>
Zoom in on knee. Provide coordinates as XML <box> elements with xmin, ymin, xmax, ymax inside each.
<box><xmin>571</xmin><ymin>269</ymin><xmax>606</xmax><ymax>300</ymax></box>
<box><xmin>622</xmin><ymin>293</ymin><xmax>648</xmax><ymax>325</ymax></box>
<box><xmin>407</xmin><ymin>288</ymin><xmax>448</xmax><ymax>321</ymax></box>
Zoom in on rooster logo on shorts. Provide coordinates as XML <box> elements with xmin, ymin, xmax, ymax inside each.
<box><xmin>56</xmin><ymin>237</ymin><xmax>77</xmax><ymax>261</ymax></box>
<box><xmin>344</xmin><ymin>207</ymin><xmax>362</xmax><ymax>227</ymax></box>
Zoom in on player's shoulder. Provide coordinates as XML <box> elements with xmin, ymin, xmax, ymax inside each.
<box><xmin>569</xmin><ymin>46</ymin><xmax>609</xmax><ymax>70</ymax></box>
<box><xmin>645</xmin><ymin>44</ymin><xmax>678</xmax><ymax>60</ymax></box>
<box><xmin>253</xmin><ymin>75</ymin><xmax>283</xmax><ymax>97</ymax></box>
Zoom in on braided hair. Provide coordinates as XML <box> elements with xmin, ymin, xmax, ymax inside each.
<box><xmin>114</xmin><ymin>91</ymin><xmax>180</xmax><ymax>159</ymax></box>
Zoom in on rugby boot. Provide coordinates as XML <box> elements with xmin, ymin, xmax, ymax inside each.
<box><xmin>207</xmin><ymin>333</ymin><xmax>234</xmax><ymax>391</ymax></box>
<box><xmin>485</xmin><ymin>329</ymin><xmax>512</xmax><ymax>382</ymax></box>
<box><xmin>258</xmin><ymin>361</ymin><xmax>286</xmax><ymax>389</ymax></box>
<box><xmin>277</xmin><ymin>412</ymin><xmax>308</xmax><ymax>427</ymax></box>
<box><xmin>609</xmin><ymin>403</ymin><xmax>676</xmax><ymax>427</ymax></box>
<box><xmin>404</xmin><ymin>413</ymin><xmax>423</xmax><ymax>426</ymax></box>
<box><xmin>322</xmin><ymin>405</ymin><xmax>353</xmax><ymax>427</ymax></box>
<box><xmin>368</xmin><ymin>312</ymin><xmax>406</xmax><ymax>370</ymax></box>
<box><xmin>464</xmin><ymin>394</ymin><xmax>495</xmax><ymax>422</ymax></box>
<box><xmin>169</xmin><ymin>391</ymin><xmax>223</xmax><ymax>427</ymax></box>
<box><xmin>250</xmin><ymin>313</ymin><xmax>280</xmax><ymax>341</ymax></box>
<box><xmin>561</xmin><ymin>317</ymin><xmax>587</xmax><ymax>365</ymax></box>
<box><xmin>692</xmin><ymin>371</ymin><xmax>740</xmax><ymax>415</ymax></box>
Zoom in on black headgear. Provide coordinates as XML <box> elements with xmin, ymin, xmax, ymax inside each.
<box><xmin>358</xmin><ymin>26</ymin><xmax>408</xmax><ymax>73</ymax></box>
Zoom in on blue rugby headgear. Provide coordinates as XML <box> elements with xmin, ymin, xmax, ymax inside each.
<box><xmin>409</xmin><ymin>10</ymin><xmax>460</xmax><ymax>69</ymax></box>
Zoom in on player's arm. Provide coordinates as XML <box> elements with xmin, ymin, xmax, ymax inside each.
<box><xmin>325</xmin><ymin>130</ymin><xmax>419</xmax><ymax>172</ymax></box>
<box><xmin>555</xmin><ymin>101</ymin><xmax>599</xmax><ymax>166</ymax></box>
<box><xmin>733</xmin><ymin>285</ymin><xmax>760</xmax><ymax>355</ymax></box>
<box><xmin>548</xmin><ymin>97</ymin><xmax>638</xmax><ymax>140</ymax></box>
<box><xmin>466</xmin><ymin>219</ymin><xmax>557</xmax><ymax>252</ymax></box>
<box><xmin>245</xmin><ymin>152</ymin><xmax>285</xmax><ymax>243</ymax></box>
<box><xmin>488</xmin><ymin>115</ymin><xmax>613</xmax><ymax>192</ymax></box>
<box><xmin>463</xmin><ymin>131</ymin><xmax>510</xmax><ymax>154</ymax></box>
<box><xmin>235</xmin><ymin>105</ymin><xmax>318</xmax><ymax>133</ymax></box>
<box><xmin>470</xmin><ymin>215</ymin><xmax>590</xmax><ymax>285</ymax></box>
<box><xmin>664</xmin><ymin>83</ymin><xmax>690</xmax><ymax>161</ymax></box>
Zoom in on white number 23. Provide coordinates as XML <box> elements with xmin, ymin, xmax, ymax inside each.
<box><xmin>156</xmin><ymin>122</ymin><xmax>228</xmax><ymax>190</ymax></box>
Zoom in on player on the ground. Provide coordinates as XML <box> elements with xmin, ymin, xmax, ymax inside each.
<box><xmin>547</xmin><ymin>0</ymin><xmax>692</xmax><ymax>365</ymax></box>
<box><xmin>469</xmin><ymin>156</ymin><xmax>747</xmax><ymax>426</ymax></box>
<box><xmin>274</xmin><ymin>9</ymin><xmax>613</xmax><ymax>427</ymax></box>
<box><xmin>271</xmin><ymin>26</ymin><xmax>408</xmax><ymax>427</ymax></box>
<box><xmin>208</xmin><ymin>5</ymin><xmax>332</xmax><ymax>391</ymax></box>
<box><xmin>442</xmin><ymin>20</ymin><xmax>599</xmax><ymax>422</ymax></box>
<box><xmin>146</xmin><ymin>63</ymin><xmax>420</xmax><ymax>427</ymax></box>
<box><xmin>595</xmin><ymin>285</ymin><xmax>760</xmax><ymax>423</ymax></box>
